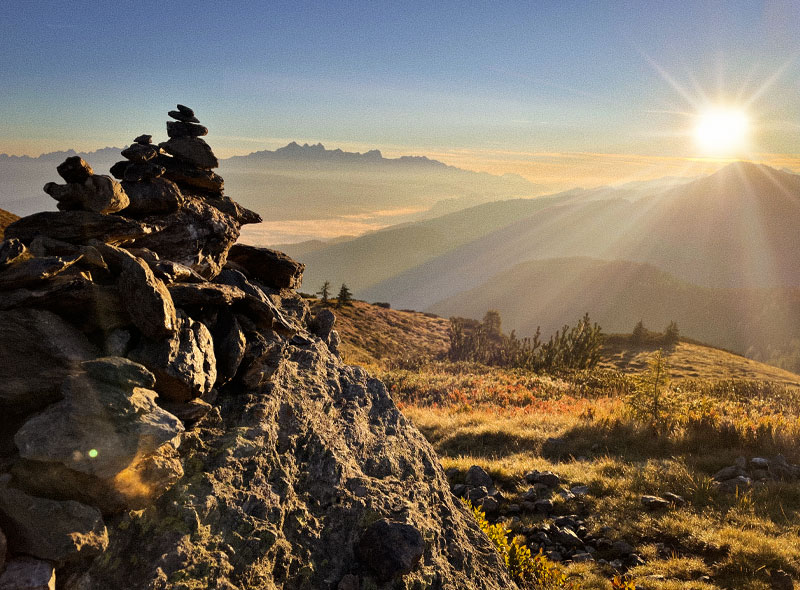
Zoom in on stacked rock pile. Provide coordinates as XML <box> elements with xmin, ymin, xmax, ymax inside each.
<box><xmin>0</xmin><ymin>106</ymin><xmax>320</xmax><ymax>587</ymax></box>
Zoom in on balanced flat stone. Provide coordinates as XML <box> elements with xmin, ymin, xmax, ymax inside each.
<box><xmin>0</xmin><ymin>255</ymin><xmax>81</xmax><ymax>290</ymax></box>
<box><xmin>159</xmin><ymin>136</ymin><xmax>218</xmax><ymax>169</ymax></box>
<box><xmin>167</xmin><ymin>110</ymin><xmax>200</xmax><ymax>123</ymax></box>
<box><xmin>121</xmin><ymin>143</ymin><xmax>160</xmax><ymax>162</ymax></box>
<box><xmin>134</xmin><ymin>134</ymin><xmax>153</xmax><ymax>144</ymax></box>
<box><xmin>166</xmin><ymin>121</ymin><xmax>208</xmax><ymax>137</ymax></box>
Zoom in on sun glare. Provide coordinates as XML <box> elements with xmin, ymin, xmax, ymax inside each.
<box><xmin>693</xmin><ymin>107</ymin><xmax>750</xmax><ymax>155</ymax></box>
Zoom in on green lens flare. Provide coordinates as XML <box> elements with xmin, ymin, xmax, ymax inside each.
<box><xmin>88</xmin><ymin>449</ymin><xmax>99</xmax><ymax>458</ymax></box>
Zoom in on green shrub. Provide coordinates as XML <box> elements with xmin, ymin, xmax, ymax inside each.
<box><xmin>461</xmin><ymin>498</ymin><xmax>580</xmax><ymax>589</ymax></box>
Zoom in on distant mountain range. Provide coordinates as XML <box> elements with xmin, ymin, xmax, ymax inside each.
<box><xmin>291</xmin><ymin>162</ymin><xmax>800</xmax><ymax>360</ymax></box>
<box><xmin>0</xmin><ymin>143</ymin><xmax>540</xmax><ymax>228</ymax></box>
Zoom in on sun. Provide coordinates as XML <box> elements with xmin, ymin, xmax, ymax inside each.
<box><xmin>693</xmin><ymin>107</ymin><xmax>750</xmax><ymax>155</ymax></box>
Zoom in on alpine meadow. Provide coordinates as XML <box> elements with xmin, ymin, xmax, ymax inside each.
<box><xmin>2</xmin><ymin>3</ymin><xmax>800</xmax><ymax>590</ymax></box>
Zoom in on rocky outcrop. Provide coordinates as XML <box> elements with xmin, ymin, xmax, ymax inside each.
<box><xmin>0</xmin><ymin>106</ymin><xmax>515</xmax><ymax>589</ymax></box>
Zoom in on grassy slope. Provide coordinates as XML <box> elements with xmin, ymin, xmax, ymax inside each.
<box><xmin>0</xmin><ymin>207</ymin><xmax>20</xmax><ymax>238</ymax></box>
<box><xmin>331</xmin><ymin>298</ymin><xmax>800</xmax><ymax>589</ymax></box>
<box><xmin>328</xmin><ymin>298</ymin><xmax>800</xmax><ymax>386</ymax></box>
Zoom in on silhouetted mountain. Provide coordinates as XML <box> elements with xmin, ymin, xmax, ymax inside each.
<box><xmin>426</xmin><ymin>257</ymin><xmax>800</xmax><ymax>357</ymax></box>
<box><xmin>1</xmin><ymin>143</ymin><xmax>540</xmax><ymax>235</ymax></box>
<box><xmin>221</xmin><ymin>143</ymin><xmax>540</xmax><ymax>224</ymax></box>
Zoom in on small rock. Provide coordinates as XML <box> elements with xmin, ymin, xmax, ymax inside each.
<box><xmin>356</xmin><ymin>519</ymin><xmax>424</xmax><ymax>583</ymax></box>
<box><xmin>713</xmin><ymin>465</ymin><xmax>747</xmax><ymax>481</ymax></box>
<box><xmin>479</xmin><ymin>496</ymin><xmax>499</xmax><ymax>514</ymax></box>
<box><xmin>571</xmin><ymin>552</ymin><xmax>594</xmax><ymax>563</ymax></box>
<box><xmin>0</xmin><ymin>557</ymin><xmax>56</xmax><ymax>590</ymax></box>
<box><xmin>134</xmin><ymin>134</ymin><xmax>153</xmax><ymax>145</ymax></box>
<box><xmin>534</xmin><ymin>499</ymin><xmax>553</xmax><ymax>513</ymax></box>
<box><xmin>770</xmin><ymin>569</ymin><xmax>794</xmax><ymax>590</ymax></box>
<box><xmin>549</xmin><ymin>526</ymin><xmax>583</xmax><ymax>549</ymax></box>
<box><xmin>0</xmin><ymin>238</ymin><xmax>28</xmax><ymax>267</ymax></box>
<box><xmin>56</xmin><ymin>156</ymin><xmax>93</xmax><ymax>183</ymax></box>
<box><xmin>129</xmin><ymin>313</ymin><xmax>216</xmax><ymax>402</ymax></box>
<box><xmin>452</xmin><ymin>484</ymin><xmax>467</xmax><ymax>498</ymax></box>
<box><xmin>520</xmin><ymin>501</ymin><xmax>537</xmax><ymax>512</ymax></box>
<box><xmin>467</xmin><ymin>486</ymin><xmax>488</xmax><ymax>502</ymax></box>
<box><xmin>168</xmin><ymin>110</ymin><xmax>200</xmax><ymax>123</ymax></box>
<box><xmin>571</xmin><ymin>485</ymin><xmax>589</xmax><ymax>496</ymax></box>
<box><xmin>81</xmin><ymin>356</ymin><xmax>156</xmax><ymax>389</ymax></box>
<box><xmin>611</xmin><ymin>540</ymin><xmax>634</xmax><ymax>556</ymax></box>
<box><xmin>464</xmin><ymin>465</ymin><xmax>493</xmax><ymax>489</ymax></box>
<box><xmin>662</xmin><ymin>492</ymin><xmax>686</xmax><ymax>506</ymax></box>
<box><xmin>751</xmin><ymin>457</ymin><xmax>770</xmax><ymax>469</ymax></box>
<box><xmin>545</xmin><ymin>551</ymin><xmax>562</xmax><ymax>562</ymax></box>
<box><xmin>558</xmin><ymin>490</ymin><xmax>576</xmax><ymax>501</ymax></box>
<box><xmin>121</xmin><ymin>143</ymin><xmax>160</xmax><ymax>162</ymax></box>
<box><xmin>715</xmin><ymin>476</ymin><xmax>752</xmax><ymax>494</ymax></box>
<box><xmin>121</xmin><ymin>178</ymin><xmax>184</xmax><ymax>216</ymax></box>
<box><xmin>521</xmin><ymin>487</ymin><xmax>537</xmax><ymax>502</ymax></box>
<box><xmin>641</xmin><ymin>495</ymin><xmax>671</xmax><ymax>510</ymax></box>
<box><xmin>527</xmin><ymin>470</ymin><xmax>561</xmax><ymax>488</ymax></box>
<box><xmin>609</xmin><ymin>559</ymin><xmax>624</xmax><ymax>569</ymax></box>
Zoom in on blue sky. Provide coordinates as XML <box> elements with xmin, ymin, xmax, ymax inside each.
<box><xmin>2</xmin><ymin>1</ymin><xmax>799</xmax><ymax>183</ymax></box>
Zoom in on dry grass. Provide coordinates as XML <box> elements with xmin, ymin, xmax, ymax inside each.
<box><xmin>332</xmin><ymin>300</ymin><xmax>800</xmax><ymax>589</ymax></box>
<box><xmin>0</xmin><ymin>207</ymin><xmax>20</xmax><ymax>239</ymax></box>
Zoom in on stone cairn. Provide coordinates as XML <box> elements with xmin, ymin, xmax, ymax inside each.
<box><xmin>0</xmin><ymin>106</ymin><xmax>333</xmax><ymax>588</ymax></box>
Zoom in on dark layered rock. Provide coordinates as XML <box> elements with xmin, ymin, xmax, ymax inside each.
<box><xmin>128</xmin><ymin>313</ymin><xmax>216</xmax><ymax>402</ymax></box>
<box><xmin>226</xmin><ymin>244</ymin><xmax>305</xmax><ymax>290</ymax></box>
<box><xmin>0</xmin><ymin>476</ymin><xmax>108</xmax><ymax>562</ymax></box>
<box><xmin>0</xmin><ymin>557</ymin><xmax>56</xmax><ymax>590</ymax></box>
<box><xmin>208</xmin><ymin>308</ymin><xmax>246</xmax><ymax>385</ymax></box>
<box><xmin>120</xmin><ymin>143</ymin><xmax>161</xmax><ymax>163</ymax></box>
<box><xmin>167</xmin><ymin>282</ymin><xmax>247</xmax><ymax>307</ymax></box>
<box><xmin>120</xmin><ymin>177</ymin><xmax>184</xmax><ymax>216</ymax></box>
<box><xmin>0</xmin><ymin>277</ymin><xmax>129</xmax><ymax>333</ymax></box>
<box><xmin>0</xmin><ymin>255</ymin><xmax>81</xmax><ymax>290</ymax></box>
<box><xmin>5</xmin><ymin>211</ymin><xmax>148</xmax><ymax>246</ymax></box>
<box><xmin>44</xmin><ymin>175</ymin><xmax>130</xmax><ymax>214</ymax></box>
<box><xmin>0</xmin><ymin>309</ymin><xmax>96</xmax><ymax>409</ymax></box>
<box><xmin>132</xmin><ymin>196</ymin><xmax>243</xmax><ymax>278</ymax></box>
<box><xmin>157</xmin><ymin>156</ymin><xmax>224</xmax><ymax>193</ymax></box>
<box><xmin>96</xmin><ymin>244</ymin><xmax>177</xmax><ymax>339</ymax></box>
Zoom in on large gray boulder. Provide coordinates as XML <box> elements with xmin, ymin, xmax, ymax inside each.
<box><xmin>14</xmin><ymin>367</ymin><xmax>183</xmax><ymax>480</ymax></box>
<box><xmin>159</xmin><ymin>137</ymin><xmax>218</xmax><ymax>169</ymax></box>
<box><xmin>68</xmin><ymin>337</ymin><xmax>515</xmax><ymax>590</ymax></box>
<box><xmin>0</xmin><ymin>309</ymin><xmax>96</xmax><ymax>410</ymax></box>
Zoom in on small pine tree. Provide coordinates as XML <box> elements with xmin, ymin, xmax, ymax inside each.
<box><xmin>663</xmin><ymin>321</ymin><xmax>680</xmax><ymax>346</ymax></box>
<box><xmin>631</xmin><ymin>320</ymin><xmax>647</xmax><ymax>345</ymax></box>
<box><xmin>316</xmin><ymin>280</ymin><xmax>331</xmax><ymax>304</ymax></box>
<box><xmin>336</xmin><ymin>283</ymin><xmax>352</xmax><ymax>307</ymax></box>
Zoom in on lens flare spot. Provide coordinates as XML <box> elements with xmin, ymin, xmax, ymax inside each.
<box><xmin>88</xmin><ymin>449</ymin><xmax>99</xmax><ymax>458</ymax></box>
